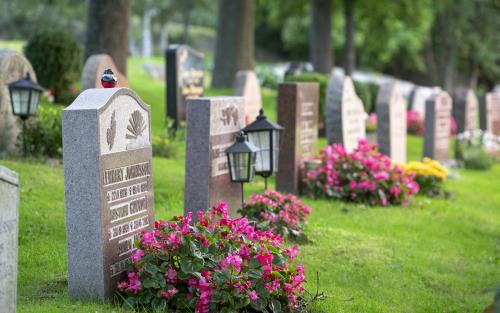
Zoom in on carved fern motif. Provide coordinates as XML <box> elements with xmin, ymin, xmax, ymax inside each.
<box><xmin>106</xmin><ymin>111</ymin><xmax>116</xmax><ymax>150</ymax></box>
<box><xmin>126</xmin><ymin>110</ymin><xmax>146</xmax><ymax>140</ymax></box>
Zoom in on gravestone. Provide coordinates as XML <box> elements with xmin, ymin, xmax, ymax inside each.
<box><xmin>0</xmin><ymin>50</ymin><xmax>37</xmax><ymax>153</ymax></box>
<box><xmin>326</xmin><ymin>75</ymin><xmax>366</xmax><ymax>152</ymax></box>
<box><xmin>63</xmin><ymin>88</ymin><xmax>155</xmax><ymax>300</ymax></box>
<box><xmin>276</xmin><ymin>83</ymin><xmax>319</xmax><ymax>194</ymax></box>
<box><xmin>408</xmin><ymin>86</ymin><xmax>440</xmax><ymax>120</ymax></box>
<box><xmin>234</xmin><ymin>70</ymin><xmax>262</xmax><ymax>125</ymax></box>
<box><xmin>376</xmin><ymin>82</ymin><xmax>407</xmax><ymax>163</ymax></box>
<box><xmin>452</xmin><ymin>88</ymin><xmax>478</xmax><ymax>134</ymax></box>
<box><xmin>0</xmin><ymin>166</ymin><xmax>19</xmax><ymax>313</ymax></box>
<box><xmin>423</xmin><ymin>91</ymin><xmax>452</xmax><ymax>162</ymax></box>
<box><xmin>184</xmin><ymin>97</ymin><xmax>245</xmax><ymax>217</ymax></box>
<box><xmin>81</xmin><ymin>54</ymin><xmax>129</xmax><ymax>91</ymax></box>
<box><xmin>479</xmin><ymin>92</ymin><xmax>500</xmax><ymax>135</ymax></box>
<box><xmin>166</xmin><ymin>44</ymin><xmax>204</xmax><ymax>129</ymax></box>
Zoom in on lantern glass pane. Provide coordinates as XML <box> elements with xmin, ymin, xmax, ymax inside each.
<box><xmin>29</xmin><ymin>90</ymin><xmax>41</xmax><ymax>115</ymax></box>
<box><xmin>11</xmin><ymin>89</ymin><xmax>30</xmax><ymax>116</ymax></box>
<box><xmin>229</xmin><ymin>152</ymin><xmax>249</xmax><ymax>182</ymax></box>
<box><xmin>248</xmin><ymin>130</ymin><xmax>271</xmax><ymax>173</ymax></box>
<box><xmin>273</xmin><ymin>130</ymin><xmax>280</xmax><ymax>172</ymax></box>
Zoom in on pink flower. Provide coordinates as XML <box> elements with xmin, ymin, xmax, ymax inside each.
<box><xmin>165</xmin><ymin>268</ymin><xmax>177</xmax><ymax>283</ymax></box>
<box><xmin>248</xmin><ymin>290</ymin><xmax>259</xmax><ymax>300</ymax></box>
<box><xmin>141</xmin><ymin>231</ymin><xmax>155</xmax><ymax>244</ymax></box>
<box><xmin>131</xmin><ymin>249</ymin><xmax>144</xmax><ymax>263</ymax></box>
<box><xmin>168</xmin><ymin>287</ymin><xmax>179</xmax><ymax>297</ymax></box>
<box><xmin>221</xmin><ymin>253</ymin><xmax>242</xmax><ymax>272</ymax></box>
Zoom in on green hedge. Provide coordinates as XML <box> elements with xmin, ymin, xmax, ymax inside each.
<box><xmin>25</xmin><ymin>30</ymin><xmax>82</xmax><ymax>103</ymax></box>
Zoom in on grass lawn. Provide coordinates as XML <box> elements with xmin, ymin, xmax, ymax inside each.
<box><xmin>1</xmin><ymin>57</ymin><xmax>499</xmax><ymax>312</ymax></box>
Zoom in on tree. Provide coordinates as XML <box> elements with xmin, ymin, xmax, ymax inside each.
<box><xmin>343</xmin><ymin>0</ymin><xmax>356</xmax><ymax>76</ymax></box>
<box><xmin>211</xmin><ymin>0</ymin><xmax>255</xmax><ymax>88</ymax></box>
<box><xmin>309</xmin><ymin>0</ymin><xmax>333</xmax><ymax>73</ymax></box>
<box><xmin>85</xmin><ymin>0</ymin><xmax>131</xmax><ymax>75</ymax></box>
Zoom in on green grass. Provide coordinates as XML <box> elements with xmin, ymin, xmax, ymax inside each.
<box><xmin>1</xmin><ymin>57</ymin><xmax>499</xmax><ymax>312</ymax></box>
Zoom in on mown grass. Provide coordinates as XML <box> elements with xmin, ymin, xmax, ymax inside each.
<box><xmin>0</xmin><ymin>57</ymin><xmax>499</xmax><ymax>312</ymax></box>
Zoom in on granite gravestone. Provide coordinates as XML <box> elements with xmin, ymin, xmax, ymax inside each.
<box><xmin>234</xmin><ymin>70</ymin><xmax>262</xmax><ymax>125</ymax></box>
<box><xmin>0</xmin><ymin>50</ymin><xmax>37</xmax><ymax>153</ymax></box>
<box><xmin>276</xmin><ymin>83</ymin><xmax>319</xmax><ymax>194</ymax></box>
<box><xmin>184</xmin><ymin>97</ymin><xmax>245</xmax><ymax>217</ymax></box>
<box><xmin>63</xmin><ymin>88</ymin><xmax>155</xmax><ymax>300</ymax></box>
<box><xmin>480</xmin><ymin>92</ymin><xmax>500</xmax><ymax>135</ymax></box>
<box><xmin>166</xmin><ymin>44</ymin><xmax>204</xmax><ymax>129</ymax></box>
<box><xmin>0</xmin><ymin>166</ymin><xmax>19</xmax><ymax>313</ymax></box>
<box><xmin>376</xmin><ymin>82</ymin><xmax>407</xmax><ymax>162</ymax></box>
<box><xmin>452</xmin><ymin>88</ymin><xmax>478</xmax><ymax>134</ymax></box>
<box><xmin>81</xmin><ymin>54</ymin><xmax>129</xmax><ymax>91</ymax></box>
<box><xmin>423</xmin><ymin>91</ymin><xmax>452</xmax><ymax>161</ymax></box>
<box><xmin>326</xmin><ymin>76</ymin><xmax>366</xmax><ymax>152</ymax></box>
<box><xmin>408</xmin><ymin>86</ymin><xmax>440</xmax><ymax>120</ymax></box>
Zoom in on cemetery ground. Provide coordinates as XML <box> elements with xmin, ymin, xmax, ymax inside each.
<box><xmin>0</xmin><ymin>58</ymin><xmax>499</xmax><ymax>313</ymax></box>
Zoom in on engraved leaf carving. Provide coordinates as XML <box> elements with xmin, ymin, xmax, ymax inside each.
<box><xmin>106</xmin><ymin>111</ymin><xmax>116</xmax><ymax>150</ymax></box>
<box><xmin>126</xmin><ymin>110</ymin><xmax>147</xmax><ymax>140</ymax></box>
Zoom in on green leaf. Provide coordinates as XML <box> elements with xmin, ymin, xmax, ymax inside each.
<box><xmin>180</xmin><ymin>257</ymin><xmax>204</xmax><ymax>274</ymax></box>
<box><xmin>250</xmin><ymin>298</ymin><xmax>268</xmax><ymax>311</ymax></box>
<box><xmin>248</xmin><ymin>269</ymin><xmax>262</xmax><ymax>279</ymax></box>
<box><xmin>270</xmin><ymin>298</ymin><xmax>282</xmax><ymax>312</ymax></box>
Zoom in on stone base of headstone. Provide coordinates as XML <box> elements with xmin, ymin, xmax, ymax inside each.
<box><xmin>0</xmin><ymin>50</ymin><xmax>38</xmax><ymax>154</ymax></box>
<box><xmin>0</xmin><ymin>166</ymin><xmax>19</xmax><ymax>313</ymax></box>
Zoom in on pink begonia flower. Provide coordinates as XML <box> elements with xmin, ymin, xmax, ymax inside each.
<box><xmin>140</xmin><ymin>231</ymin><xmax>155</xmax><ymax>244</ymax></box>
<box><xmin>131</xmin><ymin>249</ymin><xmax>144</xmax><ymax>263</ymax></box>
<box><xmin>221</xmin><ymin>253</ymin><xmax>243</xmax><ymax>272</ymax></box>
<box><xmin>248</xmin><ymin>290</ymin><xmax>259</xmax><ymax>300</ymax></box>
<box><xmin>165</xmin><ymin>268</ymin><xmax>177</xmax><ymax>283</ymax></box>
<box><xmin>168</xmin><ymin>287</ymin><xmax>179</xmax><ymax>297</ymax></box>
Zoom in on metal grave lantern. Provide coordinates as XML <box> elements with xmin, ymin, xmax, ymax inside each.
<box><xmin>225</xmin><ymin>131</ymin><xmax>259</xmax><ymax>207</ymax></box>
<box><xmin>242</xmin><ymin>108</ymin><xmax>284</xmax><ymax>189</ymax></box>
<box><xmin>8</xmin><ymin>73</ymin><xmax>45</xmax><ymax>155</ymax></box>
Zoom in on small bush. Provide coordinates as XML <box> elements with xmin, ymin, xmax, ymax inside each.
<box><xmin>353</xmin><ymin>80</ymin><xmax>379</xmax><ymax>113</ymax></box>
<box><xmin>401</xmin><ymin>158</ymin><xmax>448</xmax><ymax>197</ymax></box>
<box><xmin>407</xmin><ymin>111</ymin><xmax>424</xmax><ymax>136</ymax></box>
<box><xmin>152</xmin><ymin>132</ymin><xmax>177</xmax><ymax>159</ymax></box>
<box><xmin>460</xmin><ymin>146</ymin><xmax>493</xmax><ymax>170</ymax></box>
<box><xmin>304</xmin><ymin>140</ymin><xmax>419</xmax><ymax>206</ymax></box>
<box><xmin>241</xmin><ymin>190</ymin><xmax>311</xmax><ymax>241</ymax></box>
<box><xmin>456</xmin><ymin>130</ymin><xmax>495</xmax><ymax>170</ymax></box>
<box><xmin>19</xmin><ymin>105</ymin><xmax>62</xmax><ymax>158</ymax></box>
<box><xmin>118</xmin><ymin>202</ymin><xmax>306</xmax><ymax>312</ymax></box>
<box><xmin>24</xmin><ymin>30</ymin><xmax>82</xmax><ymax>103</ymax></box>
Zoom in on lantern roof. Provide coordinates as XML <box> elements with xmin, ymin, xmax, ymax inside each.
<box><xmin>8</xmin><ymin>73</ymin><xmax>45</xmax><ymax>92</ymax></box>
<box><xmin>242</xmin><ymin>109</ymin><xmax>284</xmax><ymax>132</ymax></box>
<box><xmin>225</xmin><ymin>132</ymin><xmax>259</xmax><ymax>154</ymax></box>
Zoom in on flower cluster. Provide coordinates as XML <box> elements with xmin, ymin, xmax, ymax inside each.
<box><xmin>366</xmin><ymin>112</ymin><xmax>377</xmax><ymax>133</ymax></box>
<box><xmin>117</xmin><ymin>202</ymin><xmax>306</xmax><ymax>312</ymax></box>
<box><xmin>399</xmin><ymin>158</ymin><xmax>448</xmax><ymax>197</ymax></box>
<box><xmin>241</xmin><ymin>190</ymin><xmax>312</xmax><ymax>240</ymax></box>
<box><xmin>304</xmin><ymin>140</ymin><xmax>419</xmax><ymax>206</ymax></box>
<box><xmin>407</xmin><ymin>111</ymin><xmax>424</xmax><ymax>136</ymax></box>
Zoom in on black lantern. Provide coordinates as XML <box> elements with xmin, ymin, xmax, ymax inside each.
<box><xmin>8</xmin><ymin>73</ymin><xmax>45</xmax><ymax>155</ymax></box>
<box><xmin>225</xmin><ymin>131</ymin><xmax>259</xmax><ymax>207</ymax></box>
<box><xmin>242</xmin><ymin>108</ymin><xmax>284</xmax><ymax>189</ymax></box>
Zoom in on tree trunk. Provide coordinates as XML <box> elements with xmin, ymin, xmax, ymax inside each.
<box><xmin>182</xmin><ymin>9</ymin><xmax>191</xmax><ymax>44</ymax></box>
<box><xmin>344</xmin><ymin>0</ymin><xmax>356</xmax><ymax>76</ymax></box>
<box><xmin>309</xmin><ymin>0</ymin><xmax>333</xmax><ymax>74</ymax></box>
<box><xmin>85</xmin><ymin>0</ymin><xmax>131</xmax><ymax>75</ymax></box>
<box><xmin>211</xmin><ymin>0</ymin><xmax>255</xmax><ymax>88</ymax></box>
<box><xmin>142</xmin><ymin>9</ymin><xmax>156</xmax><ymax>58</ymax></box>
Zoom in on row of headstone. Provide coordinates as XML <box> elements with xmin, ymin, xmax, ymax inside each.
<box><xmin>480</xmin><ymin>92</ymin><xmax>500</xmax><ymax>135</ymax></box>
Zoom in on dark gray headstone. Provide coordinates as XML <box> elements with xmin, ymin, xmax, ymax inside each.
<box><xmin>276</xmin><ymin>83</ymin><xmax>319</xmax><ymax>194</ymax></box>
<box><xmin>376</xmin><ymin>82</ymin><xmax>407</xmax><ymax>162</ymax></box>
<box><xmin>0</xmin><ymin>166</ymin><xmax>19</xmax><ymax>313</ymax></box>
<box><xmin>452</xmin><ymin>88</ymin><xmax>478</xmax><ymax>134</ymax></box>
<box><xmin>166</xmin><ymin>44</ymin><xmax>204</xmax><ymax>129</ymax></box>
<box><xmin>184</xmin><ymin>97</ymin><xmax>245</xmax><ymax>217</ymax></box>
<box><xmin>0</xmin><ymin>50</ymin><xmax>37</xmax><ymax>154</ymax></box>
<box><xmin>479</xmin><ymin>92</ymin><xmax>500</xmax><ymax>135</ymax></box>
<box><xmin>63</xmin><ymin>88</ymin><xmax>155</xmax><ymax>300</ymax></box>
<box><xmin>423</xmin><ymin>91</ymin><xmax>452</xmax><ymax>162</ymax></box>
<box><xmin>326</xmin><ymin>75</ymin><xmax>366</xmax><ymax>152</ymax></box>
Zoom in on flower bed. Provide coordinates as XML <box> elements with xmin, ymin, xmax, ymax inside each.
<box><xmin>400</xmin><ymin>158</ymin><xmax>448</xmax><ymax>197</ymax></box>
<box><xmin>118</xmin><ymin>202</ymin><xmax>306</xmax><ymax>312</ymax></box>
<box><xmin>304</xmin><ymin>140</ymin><xmax>419</xmax><ymax>206</ymax></box>
<box><xmin>241</xmin><ymin>190</ymin><xmax>311</xmax><ymax>240</ymax></box>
